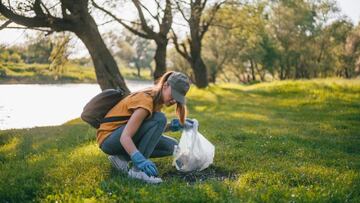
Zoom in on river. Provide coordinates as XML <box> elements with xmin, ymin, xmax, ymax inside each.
<box><xmin>0</xmin><ymin>80</ymin><xmax>152</xmax><ymax>130</ymax></box>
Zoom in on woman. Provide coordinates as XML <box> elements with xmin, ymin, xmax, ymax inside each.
<box><xmin>97</xmin><ymin>71</ymin><xmax>193</xmax><ymax>183</ymax></box>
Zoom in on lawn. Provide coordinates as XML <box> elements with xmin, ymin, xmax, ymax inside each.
<box><xmin>0</xmin><ymin>79</ymin><xmax>359</xmax><ymax>202</ymax></box>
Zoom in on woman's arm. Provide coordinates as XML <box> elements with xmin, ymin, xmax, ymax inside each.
<box><xmin>119</xmin><ymin>108</ymin><xmax>149</xmax><ymax>155</ymax></box>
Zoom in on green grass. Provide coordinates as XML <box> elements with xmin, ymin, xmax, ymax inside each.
<box><xmin>0</xmin><ymin>78</ymin><xmax>359</xmax><ymax>202</ymax></box>
<box><xmin>0</xmin><ymin>62</ymin><xmax>152</xmax><ymax>83</ymax></box>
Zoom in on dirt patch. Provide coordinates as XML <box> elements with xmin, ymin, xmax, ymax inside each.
<box><xmin>163</xmin><ymin>165</ymin><xmax>237</xmax><ymax>184</ymax></box>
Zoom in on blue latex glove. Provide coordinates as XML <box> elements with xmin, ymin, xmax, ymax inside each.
<box><xmin>169</xmin><ymin>118</ymin><xmax>182</xmax><ymax>132</ymax></box>
<box><xmin>169</xmin><ymin>118</ymin><xmax>195</xmax><ymax>131</ymax></box>
<box><xmin>130</xmin><ymin>151</ymin><xmax>158</xmax><ymax>177</ymax></box>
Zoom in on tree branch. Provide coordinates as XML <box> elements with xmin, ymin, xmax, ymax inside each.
<box><xmin>172</xmin><ymin>28</ymin><xmax>191</xmax><ymax>62</ymax></box>
<box><xmin>2</xmin><ymin>25</ymin><xmax>53</xmax><ymax>33</ymax></box>
<box><xmin>159</xmin><ymin>0</ymin><xmax>172</xmax><ymax>35</ymax></box>
<box><xmin>34</xmin><ymin>0</ymin><xmax>46</xmax><ymax>17</ymax></box>
<box><xmin>91</xmin><ymin>0</ymin><xmax>152</xmax><ymax>39</ymax></box>
<box><xmin>138</xmin><ymin>0</ymin><xmax>160</xmax><ymax>26</ymax></box>
<box><xmin>40</xmin><ymin>1</ymin><xmax>52</xmax><ymax>16</ymax></box>
<box><xmin>201</xmin><ymin>0</ymin><xmax>208</xmax><ymax>12</ymax></box>
<box><xmin>0</xmin><ymin>19</ymin><xmax>11</xmax><ymax>30</ymax></box>
<box><xmin>132</xmin><ymin>0</ymin><xmax>157</xmax><ymax>37</ymax></box>
<box><xmin>175</xmin><ymin>1</ymin><xmax>190</xmax><ymax>23</ymax></box>
<box><xmin>0</xmin><ymin>1</ymin><xmax>47</xmax><ymax>27</ymax></box>
<box><xmin>200</xmin><ymin>2</ymin><xmax>222</xmax><ymax>40</ymax></box>
<box><xmin>0</xmin><ymin>1</ymin><xmax>72</xmax><ymax>31</ymax></box>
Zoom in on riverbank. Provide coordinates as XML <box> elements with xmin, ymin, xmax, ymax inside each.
<box><xmin>1</xmin><ymin>79</ymin><xmax>359</xmax><ymax>202</ymax></box>
<box><xmin>0</xmin><ymin>62</ymin><xmax>152</xmax><ymax>84</ymax></box>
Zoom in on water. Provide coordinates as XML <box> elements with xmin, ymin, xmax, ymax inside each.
<box><xmin>0</xmin><ymin>80</ymin><xmax>152</xmax><ymax>130</ymax></box>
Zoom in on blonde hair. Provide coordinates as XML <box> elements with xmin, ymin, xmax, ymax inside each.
<box><xmin>145</xmin><ymin>71</ymin><xmax>188</xmax><ymax>125</ymax></box>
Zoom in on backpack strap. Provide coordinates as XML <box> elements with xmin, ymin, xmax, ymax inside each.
<box><xmin>100</xmin><ymin>116</ymin><xmax>131</xmax><ymax>124</ymax></box>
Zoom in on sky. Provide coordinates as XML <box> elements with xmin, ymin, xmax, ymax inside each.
<box><xmin>0</xmin><ymin>0</ymin><xmax>359</xmax><ymax>58</ymax></box>
<box><xmin>337</xmin><ymin>0</ymin><xmax>360</xmax><ymax>24</ymax></box>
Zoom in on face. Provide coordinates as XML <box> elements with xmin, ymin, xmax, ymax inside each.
<box><xmin>162</xmin><ymin>82</ymin><xmax>177</xmax><ymax>107</ymax></box>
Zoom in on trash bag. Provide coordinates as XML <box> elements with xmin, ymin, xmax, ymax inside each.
<box><xmin>172</xmin><ymin>119</ymin><xmax>215</xmax><ymax>172</ymax></box>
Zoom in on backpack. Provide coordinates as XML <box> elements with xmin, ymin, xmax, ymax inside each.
<box><xmin>81</xmin><ymin>89</ymin><xmax>131</xmax><ymax>129</ymax></box>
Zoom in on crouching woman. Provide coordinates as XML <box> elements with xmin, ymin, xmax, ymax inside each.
<box><xmin>96</xmin><ymin>71</ymin><xmax>192</xmax><ymax>183</ymax></box>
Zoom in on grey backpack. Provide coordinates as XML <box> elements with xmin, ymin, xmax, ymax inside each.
<box><xmin>81</xmin><ymin>89</ymin><xmax>130</xmax><ymax>128</ymax></box>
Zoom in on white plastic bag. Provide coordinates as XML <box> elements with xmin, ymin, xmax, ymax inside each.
<box><xmin>172</xmin><ymin>119</ymin><xmax>215</xmax><ymax>172</ymax></box>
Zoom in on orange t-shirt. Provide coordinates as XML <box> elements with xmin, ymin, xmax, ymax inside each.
<box><xmin>96</xmin><ymin>92</ymin><xmax>154</xmax><ymax>145</ymax></box>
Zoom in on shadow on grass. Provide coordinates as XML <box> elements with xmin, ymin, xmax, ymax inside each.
<box><xmin>162</xmin><ymin>165</ymin><xmax>237</xmax><ymax>184</ymax></box>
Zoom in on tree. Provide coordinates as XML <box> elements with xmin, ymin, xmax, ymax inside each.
<box><xmin>92</xmin><ymin>0</ymin><xmax>172</xmax><ymax>81</ymax></box>
<box><xmin>24</xmin><ymin>33</ymin><xmax>53</xmax><ymax>64</ymax></box>
<box><xmin>202</xmin><ymin>21</ymin><xmax>233</xmax><ymax>83</ymax></box>
<box><xmin>172</xmin><ymin>0</ymin><xmax>224</xmax><ymax>88</ymax></box>
<box><xmin>269</xmin><ymin>0</ymin><xmax>316</xmax><ymax>79</ymax></box>
<box><xmin>0</xmin><ymin>0</ymin><xmax>129</xmax><ymax>92</ymax></box>
<box><xmin>49</xmin><ymin>34</ymin><xmax>71</xmax><ymax>80</ymax></box>
<box><xmin>202</xmin><ymin>2</ymin><xmax>278</xmax><ymax>83</ymax></box>
<box><xmin>268</xmin><ymin>0</ymin><xmax>343</xmax><ymax>79</ymax></box>
<box><xmin>344</xmin><ymin>23</ymin><xmax>360</xmax><ymax>77</ymax></box>
<box><xmin>113</xmin><ymin>30</ymin><xmax>156</xmax><ymax>78</ymax></box>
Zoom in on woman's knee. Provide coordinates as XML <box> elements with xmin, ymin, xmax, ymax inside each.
<box><xmin>162</xmin><ymin>135</ymin><xmax>178</xmax><ymax>152</ymax></box>
<box><xmin>152</xmin><ymin>112</ymin><xmax>167</xmax><ymax>127</ymax></box>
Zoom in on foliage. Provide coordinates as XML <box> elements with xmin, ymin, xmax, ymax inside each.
<box><xmin>0</xmin><ymin>62</ymin><xmax>96</xmax><ymax>83</ymax></box>
<box><xmin>106</xmin><ymin>30</ymin><xmax>156</xmax><ymax>78</ymax></box>
<box><xmin>92</xmin><ymin>0</ymin><xmax>173</xmax><ymax>80</ymax></box>
<box><xmin>1</xmin><ymin>0</ymin><xmax>360</xmax><ymax>86</ymax></box>
<box><xmin>167</xmin><ymin>48</ymin><xmax>193</xmax><ymax>79</ymax></box>
<box><xmin>0</xmin><ymin>46</ymin><xmax>24</xmax><ymax>63</ymax></box>
<box><xmin>0</xmin><ymin>79</ymin><xmax>359</xmax><ymax>202</ymax></box>
<box><xmin>198</xmin><ymin>0</ymin><xmax>360</xmax><ymax>83</ymax></box>
<box><xmin>24</xmin><ymin>33</ymin><xmax>53</xmax><ymax>64</ymax></box>
<box><xmin>0</xmin><ymin>0</ymin><xmax>130</xmax><ymax>91</ymax></box>
<box><xmin>49</xmin><ymin>34</ymin><xmax>72</xmax><ymax>80</ymax></box>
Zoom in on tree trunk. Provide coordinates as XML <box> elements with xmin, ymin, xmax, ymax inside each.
<box><xmin>190</xmin><ymin>36</ymin><xmax>208</xmax><ymax>88</ymax></box>
<box><xmin>153</xmin><ymin>39</ymin><xmax>168</xmax><ymax>80</ymax></box>
<box><xmin>295</xmin><ymin>63</ymin><xmax>301</xmax><ymax>79</ymax></box>
<box><xmin>250</xmin><ymin>59</ymin><xmax>256</xmax><ymax>81</ymax></box>
<box><xmin>135</xmin><ymin>62</ymin><xmax>141</xmax><ymax>78</ymax></box>
<box><xmin>285</xmin><ymin>63</ymin><xmax>291</xmax><ymax>79</ymax></box>
<box><xmin>209</xmin><ymin>66</ymin><xmax>217</xmax><ymax>84</ymax></box>
<box><xmin>280</xmin><ymin>64</ymin><xmax>285</xmax><ymax>80</ymax></box>
<box><xmin>191</xmin><ymin>57</ymin><xmax>208</xmax><ymax>88</ymax></box>
<box><xmin>75</xmin><ymin>16</ymin><xmax>129</xmax><ymax>92</ymax></box>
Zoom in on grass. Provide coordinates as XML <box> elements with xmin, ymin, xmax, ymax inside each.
<box><xmin>0</xmin><ymin>78</ymin><xmax>359</xmax><ymax>202</ymax></box>
<box><xmin>0</xmin><ymin>62</ymin><xmax>152</xmax><ymax>84</ymax></box>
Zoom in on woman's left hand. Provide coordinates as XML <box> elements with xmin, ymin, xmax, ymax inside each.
<box><xmin>169</xmin><ymin>118</ymin><xmax>195</xmax><ymax>131</ymax></box>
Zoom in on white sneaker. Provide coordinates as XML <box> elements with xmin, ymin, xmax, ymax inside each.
<box><xmin>128</xmin><ymin>167</ymin><xmax>163</xmax><ymax>184</ymax></box>
<box><xmin>108</xmin><ymin>155</ymin><xmax>128</xmax><ymax>174</ymax></box>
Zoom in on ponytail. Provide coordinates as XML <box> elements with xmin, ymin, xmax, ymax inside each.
<box><xmin>176</xmin><ymin>102</ymin><xmax>187</xmax><ymax>125</ymax></box>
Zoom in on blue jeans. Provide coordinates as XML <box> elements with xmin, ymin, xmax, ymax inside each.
<box><xmin>100</xmin><ymin>112</ymin><xmax>178</xmax><ymax>161</ymax></box>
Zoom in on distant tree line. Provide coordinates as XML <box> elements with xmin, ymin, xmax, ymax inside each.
<box><xmin>0</xmin><ymin>34</ymin><xmax>53</xmax><ymax>64</ymax></box>
<box><xmin>197</xmin><ymin>0</ymin><xmax>360</xmax><ymax>83</ymax></box>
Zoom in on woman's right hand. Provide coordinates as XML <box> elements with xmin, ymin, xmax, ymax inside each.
<box><xmin>131</xmin><ymin>150</ymin><xmax>158</xmax><ymax>177</ymax></box>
